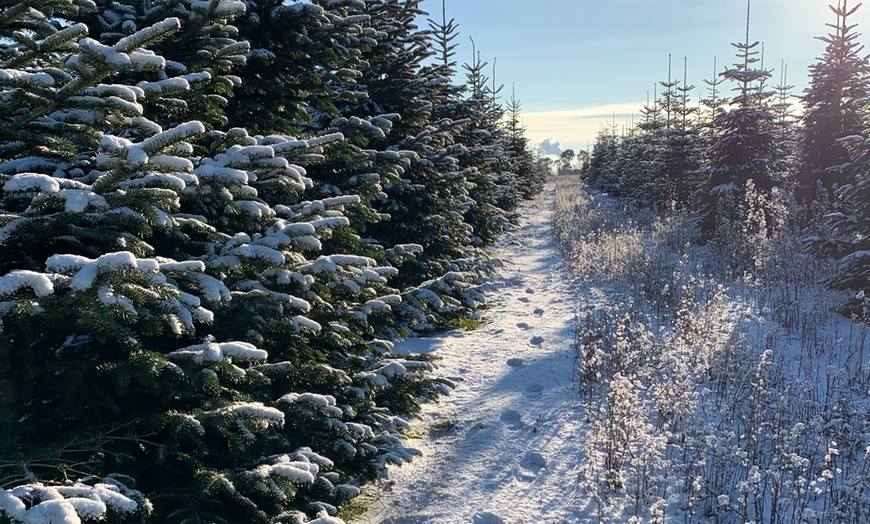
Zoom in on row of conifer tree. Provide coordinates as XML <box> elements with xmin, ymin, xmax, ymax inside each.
<box><xmin>583</xmin><ymin>0</ymin><xmax>870</xmax><ymax>301</ymax></box>
<box><xmin>0</xmin><ymin>1</ymin><xmax>546</xmax><ymax>522</ymax></box>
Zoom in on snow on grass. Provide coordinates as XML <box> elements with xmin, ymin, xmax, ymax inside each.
<box><xmin>553</xmin><ymin>176</ymin><xmax>870</xmax><ymax>523</ymax></box>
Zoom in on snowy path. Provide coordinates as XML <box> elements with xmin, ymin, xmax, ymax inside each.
<box><xmin>354</xmin><ymin>184</ymin><xmax>591</xmax><ymax>524</ymax></box>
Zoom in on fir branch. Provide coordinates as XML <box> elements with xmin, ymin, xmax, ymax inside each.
<box><xmin>114</xmin><ymin>18</ymin><xmax>181</xmax><ymax>54</ymax></box>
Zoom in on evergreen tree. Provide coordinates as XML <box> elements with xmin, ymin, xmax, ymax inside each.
<box><xmin>797</xmin><ymin>0</ymin><xmax>870</xmax><ymax>204</ymax></box>
<box><xmin>613</xmin><ymin>125</ymin><xmax>653</xmax><ymax>199</ymax></box>
<box><xmin>654</xmin><ymin>58</ymin><xmax>701</xmax><ymax>207</ymax></box>
<box><xmin>631</xmin><ymin>60</ymin><xmax>685</xmax><ymax>204</ymax></box>
<box><xmin>505</xmin><ymin>85</ymin><xmax>524</xmax><ymax>147</ymax></box>
<box><xmin>504</xmin><ymin>85</ymin><xmax>544</xmax><ymax>199</ymax></box>
<box><xmin>350</xmin><ymin>1</ymin><xmax>476</xmax><ymax>281</ymax></box>
<box><xmin>824</xmin><ymin>133</ymin><xmax>870</xmax><ymax>305</ymax></box>
<box><xmin>428</xmin><ymin>0</ymin><xmax>459</xmax><ymax>71</ymax></box>
<box><xmin>771</xmin><ymin>62</ymin><xmax>798</xmax><ymax>178</ymax></box>
<box><xmin>587</xmin><ymin>123</ymin><xmax>621</xmax><ymax>191</ymax></box>
<box><xmin>229</xmin><ymin>0</ymin><xmax>423</xmax><ymax>285</ymax></box>
<box><xmin>697</xmin><ymin>56</ymin><xmax>726</xmax><ymax>178</ymax></box>
<box><xmin>0</xmin><ymin>0</ymin><xmax>540</xmax><ymax>520</ymax></box>
<box><xmin>227</xmin><ymin>0</ymin><xmax>372</xmax><ymax>136</ymax></box>
<box><xmin>348</xmin><ymin>0</ymin><xmax>432</xmax><ymax>138</ymax></box>
<box><xmin>700</xmin><ymin>56</ymin><xmax>726</xmax><ymax>127</ymax></box>
<box><xmin>696</xmin><ymin>2</ymin><xmax>781</xmax><ymax>240</ymax></box>
<box><xmin>0</xmin><ymin>3</ymin><xmax>440</xmax><ymax>522</ymax></box>
<box><xmin>659</xmin><ymin>55</ymin><xmax>680</xmax><ymax>133</ymax></box>
<box><xmin>76</xmin><ymin>0</ymin><xmax>250</xmax><ymax>130</ymax></box>
<box><xmin>455</xmin><ymin>44</ymin><xmax>515</xmax><ymax>246</ymax></box>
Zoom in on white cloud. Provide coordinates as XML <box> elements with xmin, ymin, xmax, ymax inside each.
<box><xmin>522</xmin><ymin>101</ymin><xmax>646</xmax><ymax>153</ymax></box>
<box><xmin>537</xmin><ymin>138</ymin><xmax>563</xmax><ymax>156</ymax></box>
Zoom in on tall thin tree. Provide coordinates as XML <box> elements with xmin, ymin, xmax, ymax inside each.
<box><xmin>797</xmin><ymin>0</ymin><xmax>870</xmax><ymax>204</ymax></box>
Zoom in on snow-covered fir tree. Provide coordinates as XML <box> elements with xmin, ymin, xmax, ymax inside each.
<box><xmin>454</xmin><ymin>45</ymin><xmax>515</xmax><ymax>246</ymax></box>
<box><xmin>696</xmin><ymin>5</ymin><xmax>781</xmax><ymax>241</ymax></box>
<box><xmin>620</xmin><ymin>88</ymin><xmax>665</xmax><ymax>199</ymax></box>
<box><xmin>612</xmin><ymin>125</ymin><xmax>654</xmax><ymax>200</ymax></box>
<box><xmin>357</xmin><ymin>0</ymin><xmax>471</xmax><ymax>254</ymax></box>
<box><xmin>503</xmin><ymin>85</ymin><xmax>545</xmax><ymax>201</ymax></box>
<box><xmin>342</xmin><ymin>0</ymin><xmax>483</xmax><ymax>308</ymax></box>
<box><xmin>796</xmin><ymin>0</ymin><xmax>870</xmax><ymax>205</ymax></box>
<box><xmin>628</xmin><ymin>63</ymin><xmax>678</xmax><ymax>203</ymax></box>
<box><xmin>700</xmin><ymin>56</ymin><xmax>726</xmax><ymax>127</ymax></box>
<box><xmin>654</xmin><ymin>59</ymin><xmax>701</xmax><ymax>207</ymax></box>
<box><xmin>586</xmin><ymin>123</ymin><xmax>621</xmax><ymax>191</ymax></box>
<box><xmin>75</xmin><ymin>0</ymin><xmax>249</xmax><ymax>129</ymax></box>
<box><xmin>804</xmin><ymin>8</ymin><xmax>870</xmax><ymax>310</ymax></box>
<box><xmin>227</xmin><ymin>0</ymin><xmax>372</xmax><ymax>136</ymax></box>
<box><xmin>0</xmin><ymin>1</ymin><xmax>535</xmax><ymax>522</ymax></box>
<box><xmin>821</xmin><ymin>132</ymin><xmax>870</xmax><ymax>311</ymax></box>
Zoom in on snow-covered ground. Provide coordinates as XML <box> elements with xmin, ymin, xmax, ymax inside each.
<box><xmin>354</xmin><ymin>184</ymin><xmax>590</xmax><ymax>524</ymax></box>
<box><xmin>354</xmin><ymin>179</ymin><xmax>870</xmax><ymax>524</ymax></box>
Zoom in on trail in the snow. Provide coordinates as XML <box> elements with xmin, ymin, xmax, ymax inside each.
<box><xmin>354</xmin><ymin>184</ymin><xmax>591</xmax><ymax>524</ymax></box>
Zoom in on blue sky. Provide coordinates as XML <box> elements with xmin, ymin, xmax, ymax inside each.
<box><xmin>423</xmin><ymin>0</ymin><xmax>856</xmax><ymax>153</ymax></box>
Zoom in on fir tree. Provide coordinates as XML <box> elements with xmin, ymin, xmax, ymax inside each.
<box><xmin>504</xmin><ymin>85</ymin><xmax>543</xmax><ymax>199</ymax></box>
<box><xmin>455</xmin><ymin>42</ymin><xmax>515</xmax><ymax>246</ymax></box>
<box><xmin>700</xmin><ymin>56</ymin><xmax>726</xmax><ymax>127</ymax></box>
<box><xmin>0</xmin><ymin>3</ymin><xmax>439</xmax><ymax>522</ymax></box>
<box><xmin>771</xmin><ymin>61</ymin><xmax>798</xmax><ymax>178</ymax></box>
<box><xmin>696</xmin><ymin>0</ymin><xmax>781</xmax><ymax>240</ymax></box>
<box><xmin>226</xmin><ymin>0</ymin><xmax>372</xmax><ymax>136</ymax></box>
<box><xmin>630</xmin><ymin>62</ymin><xmax>679</xmax><ymax>203</ymax></box>
<box><xmin>614</xmin><ymin>125</ymin><xmax>654</xmax><ymax>199</ymax></box>
<box><xmin>824</xmin><ymin>133</ymin><xmax>870</xmax><ymax>304</ymax></box>
<box><xmin>697</xmin><ymin>56</ymin><xmax>726</xmax><ymax>166</ymax></box>
<box><xmin>76</xmin><ymin>0</ymin><xmax>250</xmax><ymax>130</ymax></box>
<box><xmin>0</xmin><ymin>0</ymin><xmax>539</xmax><ymax>519</ymax></box>
<box><xmin>655</xmin><ymin>58</ymin><xmax>701</xmax><ymax>207</ymax></box>
<box><xmin>428</xmin><ymin>0</ymin><xmax>459</xmax><ymax>71</ymax></box>
<box><xmin>349</xmin><ymin>0</ymin><xmax>433</xmax><ymax>138</ymax></box>
<box><xmin>659</xmin><ymin>55</ymin><xmax>679</xmax><ymax>133</ymax></box>
<box><xmin>353</xmin><ymin>1</ymin><xmax>475</xmax><ymax>278</ymax></box>
<box><xmin>587</xmin><ymin>123</ymin><xmax>621</xmax><ymax>191</ymax></box>
<box><xmin>797</xmin><ymin>0</ymin><xmax>870</xmax><ymax>204</ymax></box>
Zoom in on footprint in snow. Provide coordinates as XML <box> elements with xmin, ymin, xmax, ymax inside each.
<box><xmin>525</xmin><ymin>384</ymin><xmax>545</xmax><ymax>396</ymax></box>
<box><xmin>516</xmin><ymin>321</ymin><xmax>531</xmax><ymax>330</ymax></box>
<box><xmin>473</xmin><ymin>512</ymin><xmax>505</xmax><ymax>524</ymax></box>
<box><xmin>500</xmin><ymin>410</ymin><xmax>523</xmax><ymax>430</ymax></box>
<box><xmin>506</xmin><ymin>357</ymin><xmax>524</xmax><ymax>368</ymax></box>
<box><xmin>516</xmin><ymin>451</ymin><xmax>547</xmax><ymax>482</ymax></box>
<box><xmin>529</xmin><ymin>335</ymin><xmax>545</xmax><ymax>345</ymax></box>
<box><xmin>520</xmin><ymin>451</ymin><xmax>547</xmax><ymax>472</ymax></box>
<box><xmin>533</xmin><ymin>308</ymin><xmax>545</xmax><ymax>316</ymax></box>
